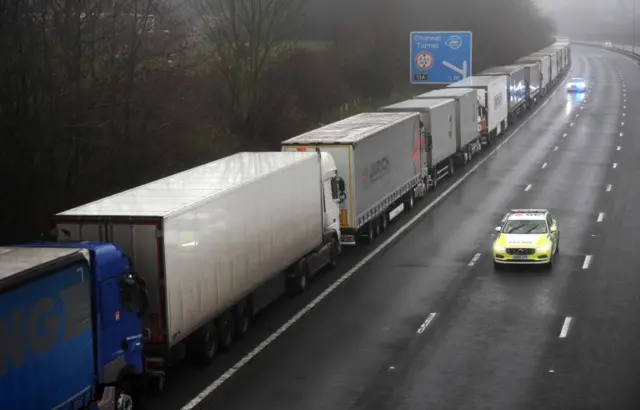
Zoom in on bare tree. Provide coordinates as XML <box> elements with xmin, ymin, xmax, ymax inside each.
<box><xmin>0</xmin><ymin>0</ymin><xmax>188</xmax><ymax>243</ymax></box>
<box><xmin>189</xmin><ymin>0</ymin><xmax>304</xmax><ymax>139</ymax></box>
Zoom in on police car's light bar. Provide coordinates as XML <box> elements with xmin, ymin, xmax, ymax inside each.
<box><xmin>509</xmin><ymin>209</ymin><xmax>547</xmax><ymax>214</ymax></box>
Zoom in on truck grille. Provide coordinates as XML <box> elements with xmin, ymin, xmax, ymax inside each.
<box><xmin>506</xmin><ymin>248</ymin><xmax>535</xmax><ymax>255</ymax></box>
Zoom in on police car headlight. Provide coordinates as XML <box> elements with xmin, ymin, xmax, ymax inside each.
<box><xmin>493</xmin><ymin>243</ymin><xmax>506</xmax><ymax>252</ymax></box>
<box><xmin>536</xmin><ymin>244</ymin><xmax>551</xmax><ymax>252</ymax></box>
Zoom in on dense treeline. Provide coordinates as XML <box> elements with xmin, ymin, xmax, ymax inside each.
<box><xmin>0</xmin><ymin>0</ymin><xmax>555</xmax><ymax>244</ymax></box>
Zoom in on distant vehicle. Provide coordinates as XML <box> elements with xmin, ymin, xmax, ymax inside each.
<box><xmin>492</xmin><ymin>209</ymin><xmax>559</xmax><ymax>269</ymax></box>
<box><xmin>566</xmin><ymin>77</ymin><xmax>587</xmax><ymax>93</ymax></box>
<box><xmin>605</xmin><ymin>41</ymin><xmax>612</xmax><ymax>47</ymax></box>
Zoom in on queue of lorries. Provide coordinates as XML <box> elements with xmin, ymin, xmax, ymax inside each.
<box><xmin>0</xmin><ymin>37</ymin><xmax>571</xmax><ymax>410</ymax></box>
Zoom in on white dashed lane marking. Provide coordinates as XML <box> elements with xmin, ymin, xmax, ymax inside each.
<box><xmin>417</xmin><ymin>313</ymin><xmax>438</xmax><ymax>334</ymax></box>
<box><xmin>559</xmin><ymin>317</ymin><xmax>573</xmax><ymax>338</ymax></box>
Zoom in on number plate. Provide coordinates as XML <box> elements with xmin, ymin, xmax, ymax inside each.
<box><xmin>512</xmin><ymin>255</ymin><xmax>528</xmax><ymax>260</ymax></box>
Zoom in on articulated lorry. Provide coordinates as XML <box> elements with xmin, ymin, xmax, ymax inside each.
<box><xmin>516</xmin><ymin>54</ymin><xmax>551</xmax><ymax>96</ymax></box>
<box><xmin>520</xmin><ymin>62</ymin><xmax>542</xmax><ymax>107</ymax></box>
<box><xmin>447</xmin><ymin>75</ymin><xmax>509</xmax><ymax>145</ymax></box>
<box><xmin>476</xmin><ymin>65</ymin><xmax>528</xmax><ymax>119</ymax></box>
<box><xmin>0</xmin><ymin>244</ymin><xmax>146</xmax><ymax>410</ymax></box>
<box><xmin>544</xmin><ymin>46</ymin><xmax>567</xmax><ymax>74</ymax></box>
<box><xmin>554</xmin><ymin>38</ymin><xmax>572</xmax><ymax>66</ymax></box>
<box><xmin>282</xmin><ymin>112</ymin><xmax>425</xmax><ymax>246</ymax></box>
<box><xmin>379</xmin><ymin>98</ymin><xmax>458</xmax><ymax>190</ymax></box>
<box><xmin>52</xmin><ymin>150</ymin><xmax>342</xmax><ymax>396</ymax></box>
<box><xmin>414</xmin><ymin>87</ymin><xmax>482</xmax><ymax>163</ymax></box>
<box><xmin>529</xmin><ymin>50</ymin><xmax>559</xmax><ymax>85</ymax></box>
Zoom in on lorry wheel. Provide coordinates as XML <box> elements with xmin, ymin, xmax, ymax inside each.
<box><xmin>329</xmin><ymin>238</ymin><xmax>339</xmax><ymax>269</ymax></box>
<box><xmin>363</xmin><ymin>227</ymin><xmax>374</xmax><ymax>245</ymax></box>
<box><xmin>286</xmin><ymin>259</ymin><xmax>309</xmax><ymax>294</ymax></box>
<box><xmin>380</xmin><ymin>214</ymin><xmax>388</xmax><ymax>233</ymax></box>
<box><xmin>218</xmin><ymin>312</ymin><xmax>236</xmax><ymax>350</ymax></box>
<box><xmin>188</xmin><ymin>322</ymin><xmax>218</xmax><ymax>365</ymax></box>
<box><xmin>116</xmin><ymin>381</ymin><xmax>135</xmax><ymax>410</ymax></box>
<box><xmin>234</xmin><ymin>300</ymin><xmax>251</xmax><ymax>338</ymax></box>
<box><xmin>405</xmin><ymin>191</ymin><xmax>415</xmax><ymax>210</ymax></box>
<box><xmin>373</xmin><ymin>220</ymin><xmax>381</xmax><ymax>238</ymax></box>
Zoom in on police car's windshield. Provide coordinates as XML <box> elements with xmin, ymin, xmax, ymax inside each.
<box><xmin>503</xmin><ymin>220</ymin><xmax>548</xmax><ymax>234</ymax></box>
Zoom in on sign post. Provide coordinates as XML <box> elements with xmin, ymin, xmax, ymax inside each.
<box><xmin>410</xmin><ymin>31</ymin><xmax>473</xmax><ymax>85</ymax></box>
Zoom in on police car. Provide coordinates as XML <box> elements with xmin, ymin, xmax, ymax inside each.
<box><xmin>492</xmin><ymin>209</ymin><xmax>559</xmax><ymax>269</ymax></box>
<box><xmin>566</xmin><ymin>77</ymin><xmax>587</xmax><ymax>93</ymax></box>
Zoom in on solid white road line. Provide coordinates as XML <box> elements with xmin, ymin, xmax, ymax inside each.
<box><xmin>525</xmin><ymin>184</ymin><xmax>532</xmax><ymax>192</ymax></box>
<box><xmin>606</xmin><ymin>184</ymin><xmax>612</xmax><ymax>192</ymax></box>
<box><xmin>179</xmin><ymin>68</ymin><xmax>572</xmax><ymax>410</ymax></box>
<box><xmin>559</xmin><ymin>316</ymin><xmax>573</xmax><ymax>338</ymax></box>
<box><xmin>597</xmin><ymin>212</ymin><xmax>604</xmax><ymax>222</ymax></box>
<box><xmin>417</xmin><ymin>313</ymin><xmax>438</xmax><ymax>334</ymax></box>
<box><xmin>468</xmin><ymin>253</ymin><xmax>482</xmax><ymax>267</ymax></box>
<box><xmin>582</xmin><ymin>255</ymin><xmax>592</xmax><ymax>269</ymax></box>
<box><xmin>541</xmin><ymin>162</ymin><xmax>547</xmax><ymax>169</ymax></box>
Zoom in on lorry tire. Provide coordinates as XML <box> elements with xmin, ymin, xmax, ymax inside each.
<box><xmin>286</xmin><ymin>259</ymin><xmax>309</xmax><ymax>294</ymax></box>
<box><xmin>405</xmin><ymin>191</ymin><xmax>415</xmax><ymax>210</ymax></box>
<box><xmin>116</xmin><ymin>380</ymin><xmax>135</xmax><ymax>410</ymax></box>
<box><xmin>362</xmin><ymin>226</ymin><xmax>374</xmax><ymax>245</ymax></box>
<box><xmin>329</xmin><ymin>237</ymin><xmax>339</xmax><ymax>269</ymax></box>
<box><xmin>379</xmin><ymin>214</ymin><xmax>388</xmax><ymax>233</ymax></box>
<box><xmin>188</xmin><ymin>322</ymin><xmax>218</xmax><ymax>365</ymax></box>
<box><xmin>218</xmin><ymin>311</ymin><xmax>236</xmax><ymax>350</ymax></box>
<box><xmin>234</xmin><ymin>299</ymin><xmax>251</xmax><ymax>338</ymax></box>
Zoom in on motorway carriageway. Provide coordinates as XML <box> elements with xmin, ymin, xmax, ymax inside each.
<box><xmin>149</xmin><ymin>44</ymin><xmax>640</xmax><ymax>410</ymax></box>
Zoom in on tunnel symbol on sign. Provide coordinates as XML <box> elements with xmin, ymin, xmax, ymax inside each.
<box><xmin>445</xmin><ymin>36</ymin><xmax>462</xmax><ymax>50</ymax></box>
<box><xmin>415</xmin><ymin>51</ymin><xmax>434</xmax><ymax>70</ymax></box>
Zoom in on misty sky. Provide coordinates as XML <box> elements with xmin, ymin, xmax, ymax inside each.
<box><xmin>535</xmin><ymin>0</ymin><xmax>635</xmax><ymax>40</ymax></box>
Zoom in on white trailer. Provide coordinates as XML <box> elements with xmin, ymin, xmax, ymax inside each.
<box><xmin>414</xmin><ymin>88</ymin><xmax>482</xmax><ymax>162</ymax></box>
<box><xmin>447</xmin><ymin>75</ymin><xmax>509</xmax><ymax>145</ymax></box>
<box><xmin>282</xmin><ymin>112</ymin><xmax>425</xmax><ymax>246</ymax></box>
<box><xmin>516</xmin><ymin>54</ymin><xmax>551</xmax><ymax>95</ymax></box>
<box><xmin>546</xmin><ymin>46</ymin><xmax>567</xmax><ymax>73</ymax></box>
<box><xmin>520</xmin><ymin>62</ymin><xmax>542</xmax><ymax>107</ymax></box>
<box><xmin>530</xmin><ymin>51</ymin><xmax>558</xmax><ymax>84</ymax></box>
<box><xmin>555</xmin><ymin>40</ymin><xmax>572</xmax><ymax>66</ymax></box>
<box><xmin>476</xmin><ymin>65</ymin><xmax>528</xmax><ymax>119</ymax></box>
<box><xmin>379</xmin><ymin>98</ymin><xmax>458</xmax><ymax>190</ymax></box>
<box><xmin>53</xmin><ymin>151</ymin><xmax>342</xmax><ymax>384</ymax></box>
